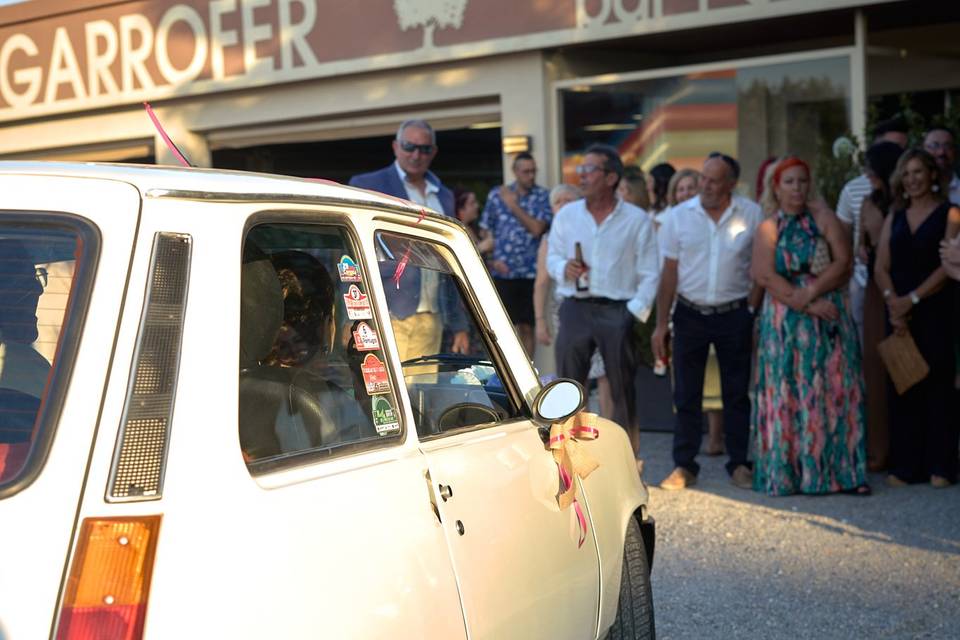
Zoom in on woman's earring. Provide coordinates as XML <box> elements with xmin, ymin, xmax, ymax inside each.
<box><xmin>932</xmin><ymin>183</ymin><xmax>940</xmax><ymax>193</ymax></box>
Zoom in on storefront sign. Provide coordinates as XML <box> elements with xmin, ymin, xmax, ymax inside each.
<box><xmin>0</xmin><ymin>0</ymin><xmax>892</xmax><ymax>121</ymax></box>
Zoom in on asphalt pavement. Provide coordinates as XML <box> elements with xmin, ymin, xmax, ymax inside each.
<box><xmin>637</xmin><ymin>431</ymin><xmax>960</xmax><ymax>640</ymax></box>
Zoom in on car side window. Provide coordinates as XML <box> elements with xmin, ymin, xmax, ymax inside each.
<box><xmin>374</xmin><ymin>231</ymin><xmax>522</xmax><ymax>439</ymax></box>
<box><xmin>239</xmin><ymin>223</ymin><xmax>403</xmax><ymax>473</ymax></box>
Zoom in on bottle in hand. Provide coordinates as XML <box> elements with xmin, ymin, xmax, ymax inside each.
<box><xmin>574</xmin><ymin>241</ymin><xmax>589</xmax><ymax>292</ymax></box>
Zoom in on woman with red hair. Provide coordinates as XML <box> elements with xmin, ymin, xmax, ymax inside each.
<box><xmin>750</xmin><ymin>156</ymin><xmax>869</xmax><ymax>496</ymax></box>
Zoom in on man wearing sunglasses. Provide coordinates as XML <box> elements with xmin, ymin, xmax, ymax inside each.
<box><xmin>349</xmin><ymin>120</ymin><xmax>469</xmax><ymax>358</ymax></box>
<box><xmin>546</xmin><ymin>144</ymin><xmax>659</xmax><ymax>454</ymax></box>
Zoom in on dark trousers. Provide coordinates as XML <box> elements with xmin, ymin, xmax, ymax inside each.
<box><xmin>556</xmin><ymin>298</ymin><xmax>637</xmax><ymax>431</ymax></box>
<box><xmin>888</xmin><ymin>367</ymin><xmax>959</xmax><ymax>484</ymax></box>
<box><xmin>671</xmin><ymin>302</ymin><xmax>753</xmax><ymax>476</ymax></box>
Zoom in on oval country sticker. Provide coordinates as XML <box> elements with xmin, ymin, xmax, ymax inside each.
<box><xmin>343</xmin><ymin>284</ymin><xmax>372</xmax><ymax>320</ymax></box>
<box><xmin>338</xmin><ymin>255</ymin><xmax>362</xmax><ymax>282</ymax></box>
<box><xmin>361</xmin><ymin>353</ymin><xmax>390</xmax><ymax>395</ymax></box>
<box><xmin>371</xmin><ymin>396</ymin><xmax>400</xmax><ymax>435</ymax></box>
<box><xmin>352</xmin><ymin>321</ymin><xmax>381</xmax><ymax>351</ymax></box>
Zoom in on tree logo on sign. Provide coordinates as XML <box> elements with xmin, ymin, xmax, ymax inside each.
<box><xmin>393</xmin><ymin>0</ymin><xmax>468</xmax><ymax>49</ymax></box>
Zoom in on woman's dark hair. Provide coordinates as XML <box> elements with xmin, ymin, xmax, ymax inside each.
<box><xmin>865</xmin><ymin>141</ymin><xmax>904</xmax><ymax>215</ymax></box>
<box><xmin>649</xmin><ymin>163</ymin><xmax>676</xmax><ymax>212</ymax></box>
<box><xmin>454</xmin><ymin>187</ymin><xmax>472</xmax><ymax>215</ymax></box>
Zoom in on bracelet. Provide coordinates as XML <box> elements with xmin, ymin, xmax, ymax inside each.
<box><xmin>882</xmin><ymin>288</ymin><xmax>893</xmax><ymax>300</ymax></box>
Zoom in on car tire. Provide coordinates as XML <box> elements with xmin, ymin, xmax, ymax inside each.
<box><xmin>608</xmin><ymin>516</ymin><xmax>655</xmax><ymax>640</ymax></box>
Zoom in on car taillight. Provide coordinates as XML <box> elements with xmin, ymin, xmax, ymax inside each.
<box><xmin>55</xmin><ymin>516</ymin><xmax>161</xmax><ymax>640</ymax></box>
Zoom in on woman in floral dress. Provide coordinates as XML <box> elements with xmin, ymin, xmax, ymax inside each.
<box><xmin>750</xmin><ymin>157</ymin><xmax>869</xmax><ymax>496</ymax></box>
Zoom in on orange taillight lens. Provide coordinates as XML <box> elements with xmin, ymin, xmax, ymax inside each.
<box><xmin>56</xmin><ymin>516</ymin><xmax>161</xmax><ymax>640</ymax></box>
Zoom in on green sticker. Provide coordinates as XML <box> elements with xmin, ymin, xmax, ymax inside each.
<box><xmin>371</xmin><ymin>396</ymin><xmax>400</xmax><ymax>436</ymax></box>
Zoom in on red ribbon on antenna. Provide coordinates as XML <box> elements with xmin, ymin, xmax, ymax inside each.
<box><xmin>143</xmin><ymin>102</ymin><xmax>191</xmax><ymax>168</ymax></box>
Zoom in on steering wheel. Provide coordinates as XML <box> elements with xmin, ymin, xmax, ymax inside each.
<box><xmin>436</xmin><ymin>402</ymin><xmax>504</xmax><ymax>431</ymax></box>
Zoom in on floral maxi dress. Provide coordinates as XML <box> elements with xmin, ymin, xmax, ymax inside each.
<box><xmin>752</xmin><ymin>211</ymin><xmax>868</xmax><ymax>495</ymax></box>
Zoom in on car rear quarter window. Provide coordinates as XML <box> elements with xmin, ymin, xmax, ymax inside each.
<box><xmin>239</xmin><ymin>223</ymin><xmax>403</xmax><ymax>474</ymax></box>
<box><xmin>0</xmin><ymin>217</ymin><xmax>97</xmax><ymax>495</ymax></box>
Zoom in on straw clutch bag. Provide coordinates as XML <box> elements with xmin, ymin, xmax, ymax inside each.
<box><xmin>877</xmin><ymin>330</ymin><xmax>929</xmax><ymax>395</ymax></box>
<box><xmin>809</xmin><ymin>237</ymin><xmax>831</xmax><ymax>276</ymax></box>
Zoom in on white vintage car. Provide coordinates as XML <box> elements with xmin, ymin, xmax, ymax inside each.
<box><xmin>0</xmin><ymin>162</ymin><xmax>655</xmax><ymax>640</ymax></box>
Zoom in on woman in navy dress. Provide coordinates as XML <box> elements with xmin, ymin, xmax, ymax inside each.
<box><xmin>874</xmin><ymin>148</ymin><xmax>960</xmax><ymax>488</ymax></box>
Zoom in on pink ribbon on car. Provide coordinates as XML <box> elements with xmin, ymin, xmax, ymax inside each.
<box><xmin>392</xmin><ymin>208</ymin><xmax>427</xmax><ymax>289</ymax></box>
<box><xmin>549</xmin><ymin>411</ymin><xmax>600</xmax><ymax>548</ymax></box>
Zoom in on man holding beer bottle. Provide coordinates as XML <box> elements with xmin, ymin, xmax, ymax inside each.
<box><xmin>546</xmin><ymin>144</ymin><xmax>659</xmax><ymax>443</ymax></box>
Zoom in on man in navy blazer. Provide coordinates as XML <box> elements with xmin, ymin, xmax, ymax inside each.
<box><xmin>349</xmin><ymin>119</ymin><xmax>468</xmax><ymax>358</ymax></box>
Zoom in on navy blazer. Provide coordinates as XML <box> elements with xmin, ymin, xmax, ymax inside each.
<box><xmin>348</xmin><ymin>164</ymin><xmax>466</xmax><ymax>332</ymax></box>
<box><xmin>348</xmin><ymin>164</ymin><xmax>455</xmax><ymax>218</ymax></box>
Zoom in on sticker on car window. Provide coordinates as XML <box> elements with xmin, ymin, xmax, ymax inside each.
<box><xmin>343</xmin><ymin>284</ymin><xmax>372</xmax><ymax>320</ymax></box>
<box><xmin>371</xmin><ymin>396</ymin><xmax>400</xmax><ymax>435</ymax></box>
<box><xmin>352</xmin><ymin>321</ymin><xmax>381</xmax><ymax>351</ymax></box>
<box><xmin>360</xmin><ymin>353</ymin><xmax>390</xmax><ymax>394</ymax></box>
<box><xmin>337</xmin><ymin>255</ymin><xmax>362</xmax><ymax>282</ymax></box>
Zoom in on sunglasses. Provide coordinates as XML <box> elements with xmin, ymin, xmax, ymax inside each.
<box><xmin>575</xmin><ymin>164</ymin><xmax>607</xmax><ymax>176</ymax></box>
<box><xmin>925</xmin><ymin>141</ymin><xmax>954</xmax><ymax>152</ymax></box>
<box><xmin>398</xmin><ymin>140</ymin><xmax>435</xmax><ymax>155</ymax></box>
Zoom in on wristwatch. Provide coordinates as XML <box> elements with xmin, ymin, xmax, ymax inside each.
<box><xmin>909</xmin><ymin>291</ymin><xmax>920</xmax><ymax>305</ymax></box>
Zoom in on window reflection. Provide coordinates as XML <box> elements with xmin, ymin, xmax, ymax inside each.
<box><xmin>561</xmin><ymin>56</ymin><xmax>851</xmax><ymax>195</ymax></box>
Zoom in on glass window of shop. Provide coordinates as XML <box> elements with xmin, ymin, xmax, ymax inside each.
<box><xmin>559</xmin><ymin>56</ymin><xmax>851</xmax><ymax>198</ymax></box>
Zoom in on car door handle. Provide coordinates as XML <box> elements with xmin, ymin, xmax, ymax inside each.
<box><xmin>438</xmin><ymin>484</ymin><xmax>453</xmax><ymax>502</ymax></box>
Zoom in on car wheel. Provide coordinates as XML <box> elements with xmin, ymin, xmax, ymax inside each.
<box><xmin>608</xmin><ymin>516</ymin><xmax>655</xmax><ymax>640</ymax></box>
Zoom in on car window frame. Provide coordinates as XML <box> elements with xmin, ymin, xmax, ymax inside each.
<box><xmin>0</xmin><ymin>211</ymin><xmax>101</xmax><ymax>499</ymax></box>
<box><xmin>371</xmin><ymin>227</ymin><xmax>532</xmax><ymax>442</ymax></box>
<box><xmin>240</xmin><ymin>210</ymin><xmax>408</xmax><ymax>476</ymax></box>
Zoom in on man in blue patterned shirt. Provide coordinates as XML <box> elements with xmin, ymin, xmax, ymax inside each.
<box><xmin>480</xmin><ymin>152</ymin><xmax>552</xmax><ymax>357</ymax></box>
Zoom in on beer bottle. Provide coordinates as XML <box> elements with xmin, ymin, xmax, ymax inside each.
<box><xmin>574</xmin><ymin>242</ymin><xmax>589</xmax><ymax>292</ymax></box>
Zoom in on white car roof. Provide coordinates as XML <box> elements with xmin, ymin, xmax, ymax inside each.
<box><xmin>0</xmin><ymin>161</ymin><xmax>430</xmax><ymax>217</ymax></box>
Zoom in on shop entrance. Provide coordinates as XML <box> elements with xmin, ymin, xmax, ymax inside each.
<box><xmin>212</xmin><ymin>126</ymin><xmax>504</xmax><ymax>200</ymax></box>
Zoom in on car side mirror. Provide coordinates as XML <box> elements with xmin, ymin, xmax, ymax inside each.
<box><xmin>532</xmin><ymin>378</ymin><xmax>585</xmax><ymax>426</ymax></box>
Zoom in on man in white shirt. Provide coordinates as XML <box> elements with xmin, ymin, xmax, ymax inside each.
<box><xmin>547</xmin><ymin>144</ymin><xmax>659</xmax><ymax>437</ymax></box>
<box><xmin>924</xmin><ymin>126</ymin><xmax>959</xmax><ymax>204</ymax></box>
<box><xmin>836</xmin><ymin>117</ymin><xmax>908</xmax><ymax>344</ymax></box>
<box><xmin>652</xmin><ymin>153</ymin><xmax>763</xmax><ymax>490</ymax></box>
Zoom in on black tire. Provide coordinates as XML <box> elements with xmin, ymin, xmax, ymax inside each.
<box><xmin>608</xmin><ymin>517</ymin><xmax>655</xmax><ymax>640</ymax></box>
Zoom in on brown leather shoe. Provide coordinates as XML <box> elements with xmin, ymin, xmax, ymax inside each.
<box><xmin>660</xmin><ymin>467</ymin><xmax>696</xmax><ymax>491</ymax></box>
<box><xmin>931</xmin><ymin>475</ymin><xmax>953</xmax><ymax>488</ymax></box>
<box><xmin>885</xmin><ymin>474</ymin><xmax>908</xmax><ymax>488</ymax></box>
<box><xmin>730</xmin><ymin>465</ymin><xmax>752</xmax><ymax>490</ymax></box>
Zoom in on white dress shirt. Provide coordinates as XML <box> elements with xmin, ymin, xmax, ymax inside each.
<box><xmin>658</xmin><ymin>194</ymin><xmax>762</xmax><ymax>306</ymax></box>
<box><xmin>949</xmin><ymin>175</ymin><xmax>960</xmax><ymax>205</ymax></box>
<box><xmin>546</xmin><ymin>197</ymin><xmax>659</xmax><ymax>322</ymax></box>
<box><xmin>395</xmin><ymin>162</ymin><xmax>442</xmax><ymax>314</ymax></box>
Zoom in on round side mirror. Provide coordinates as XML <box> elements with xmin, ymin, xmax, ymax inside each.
<box><xmin>533</xmin><ymin>378</ymin><xmax>585</xmax><ymax>424</ymax></box>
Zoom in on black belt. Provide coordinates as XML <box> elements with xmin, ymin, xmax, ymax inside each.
<box><xmin>572</xmin><ymin>296</ymin><xmax>625</xmax><ymax>305</ymax></box>
<box><xmin>677</xmin><ymin>295</ymin><xmax>747</xmax><ymax>316</ymax></box>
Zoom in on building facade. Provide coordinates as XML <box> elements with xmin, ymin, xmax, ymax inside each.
<box><xmin>0</xmin><ymin>0</ymin><xmax>957</xmax><ymax>193</ymax></box>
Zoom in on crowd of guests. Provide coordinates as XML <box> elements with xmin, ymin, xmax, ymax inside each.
<box><xmin>356</xmin><ymin>117</ymin><xmax>960</xmax><ymax>497</ymax></box>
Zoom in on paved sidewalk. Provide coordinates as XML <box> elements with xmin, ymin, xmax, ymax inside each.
<box><xmin>638</xmin><ymin>431</ymin><xmax>960</xmax><ymax>640</ymax></box>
